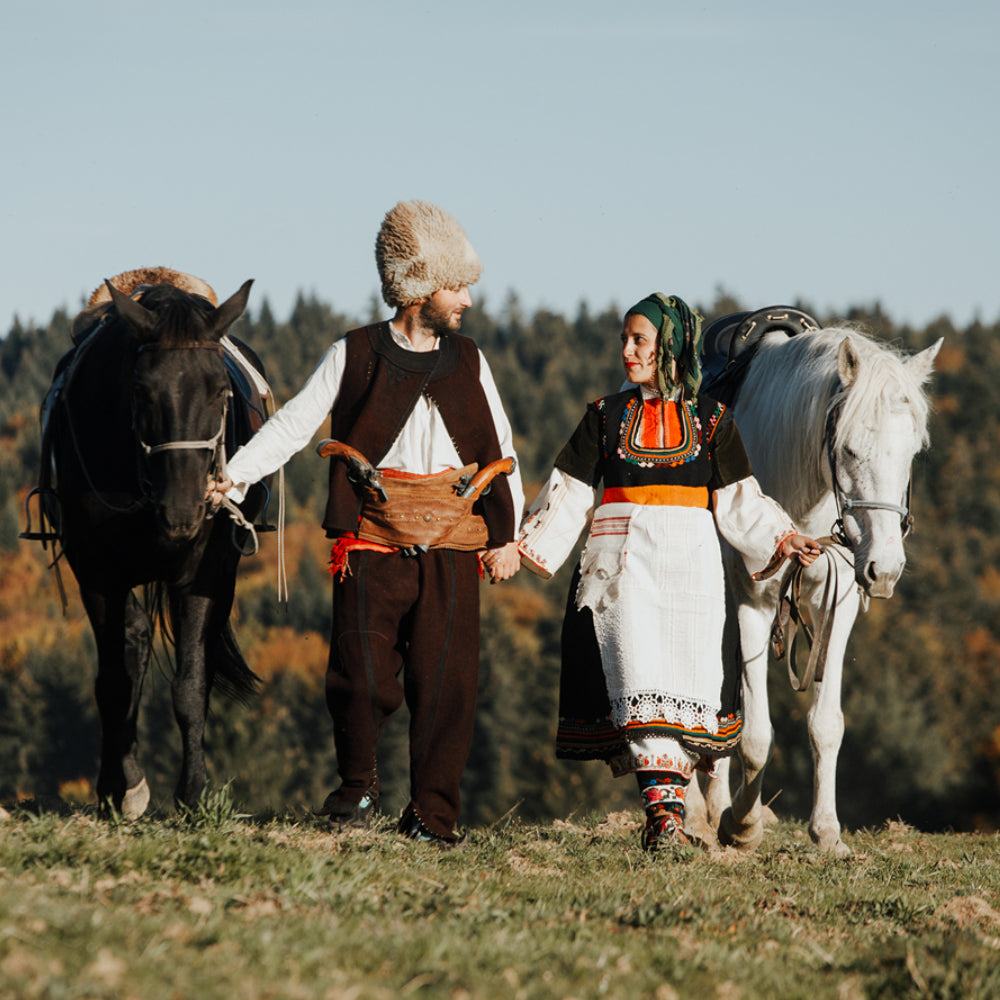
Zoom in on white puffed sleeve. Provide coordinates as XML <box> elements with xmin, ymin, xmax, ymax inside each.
<box><xmin>712</xmin><ymin>476</ymin><xmax>797</xmax><ymax>580</ymax></box>
<box><xmin>517</xmin><ymin>469</ymin><xmax>597</xmax><ymax>578</ymax></box>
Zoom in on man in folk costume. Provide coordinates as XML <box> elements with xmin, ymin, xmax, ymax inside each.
<box><xmin>518</xmin><ymin>294</ymin><xmax>820</xmax><ymax>851</ymax></box>
<box><xmin>212</xmin><ymin>201</ymin><xmax>524</xmax><ymax>846</ymax></box>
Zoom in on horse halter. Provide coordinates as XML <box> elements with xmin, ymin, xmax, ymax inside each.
<box><xmin>824</xmin><ymin>400</ymin><xmax>914</xmax><ymax>548</ymax></box>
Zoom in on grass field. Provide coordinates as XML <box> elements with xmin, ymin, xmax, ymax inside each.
<box><xmin>1</xmin><ymin>793</ymin><xmax>998</xmax><ymax>1000</ymax></box>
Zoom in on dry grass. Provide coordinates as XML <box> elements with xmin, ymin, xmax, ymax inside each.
<box><xmin>1</xmin><ymin>797</ymin><xmax>998</xmax><ymax>999</ymax></box>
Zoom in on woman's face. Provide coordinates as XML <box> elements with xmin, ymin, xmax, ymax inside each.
<box><xmin>621</xmin><ymin>313</ymin><xmax>658</xmax><ymax>385</ymax></box>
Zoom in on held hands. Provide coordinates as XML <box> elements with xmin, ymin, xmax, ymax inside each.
<box><xmin>481</xmin><ymin>541</ymin><xmax>521</xmax><ymax>583</ymax></box>
<box><xmin>205</xmin><ymin>475</ymin><xmax>233</xmax><ymax>510</ymax></box>
<box><xmin>781</xmin><ymin>533</ymin><xmax>822</xmax><ymax>567</ymax></box>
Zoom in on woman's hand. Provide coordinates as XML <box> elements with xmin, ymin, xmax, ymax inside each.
<box><xmin>481</xmin><ymin>541</ymin><xmax>521</xmax><ymax>583</ymax></box>
<box><xmin>781</xmin><ymin>533</ymin><xmax>822</xmax><ymax>567</ymax></box>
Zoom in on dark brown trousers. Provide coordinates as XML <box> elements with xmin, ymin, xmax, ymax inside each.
<box><xmin>325</xmin><ymin>547</ymin><xmax>480</xmax><ymax>838</ymax></box>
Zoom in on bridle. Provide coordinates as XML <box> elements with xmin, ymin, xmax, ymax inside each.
<box><xmin>823</xmin><ymin>397</ymin><xmax>914</xmax><ymax>549</ymax></box>
<box><xmin>132</xmin><ymin>341</ymin><xmax>231</xmax><ymax>491</ymax></box>
<box><xmin>770</xmin><ymin>393</ymin><xmax>915</xmax><ymax>692</ymax></box>
<box><xmin>60</xmin><ymin>336</ymin><xmax>231</xmax><ymax>516</ymax></box>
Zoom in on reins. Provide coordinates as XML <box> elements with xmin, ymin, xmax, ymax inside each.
<box><xmin>769</xmin><ymin>538</ymin><xmax>852</xmax><ymax>691</ymax></box>
<box><xmin>60</xmin><ymin>319</ymin><xmax>148</xmax><ymax>515</ymax></box>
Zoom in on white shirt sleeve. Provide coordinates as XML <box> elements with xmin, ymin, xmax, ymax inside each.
<box><xmin>225</xmin><ymin>338</ymin><xmax>347</xmax><ymax>502</ymax></box>
<box><xmin>712</xmin><ymin>475</ymin><xmax>797</xmax><ymax>579</ymax></box>
<box><xmin>517</xmin><ymin>468</ymin><xmax>596</xmax><ymax>578</ymax></box>
<box><xmin>478</xmin><ymin>348</ymin><xmax>525</xmax><ymax>528</ymax></box>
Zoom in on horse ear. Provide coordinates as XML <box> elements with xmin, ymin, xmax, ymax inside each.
<box><xmin>211</xmin><ymin>279</ymin><xmax>254</xmax><ymax>339</ymax></box>
<box><xmin>905</xmin><ymin>337</ymin><xmax>943</xmax><ymax>384</ymax></box>
<box><xmin>837</xmin><ymin>335</ymin><xmax>862</xmax><ymax>386</ymax></box>
<box><xmin>105</xmin><ymin>280</ymin><xmax>156</xmax><ymax>334</ymax></box>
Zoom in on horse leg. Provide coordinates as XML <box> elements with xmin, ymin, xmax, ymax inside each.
<box><xmin>684</xmin><ymin>765</ymin><xmax>729</xmax><ymax>849</ymax></box>
<box><xmin>719</xmin><ymin>605</ymin><xmax>774</xmax><ymax>852</ymax></box>
<box><xmin>702</xmin><ymin>757</ymin><xmax>734</xmax><ymax>836</ymax></box>
<box><xmin>170</xmin><ymin>590</ymin><xmax>212</xmax><ymax>809</ymax></box>
<box><xmin>683</xmin><ymin>770</ymin><xmax>713</xmax><ymax>847</ymax></box>
<box><xmin>85</xmin><ymin>588</ymin><xmax>152</xmax><ymax>818</ymax></box>
<box><xmin>696</xmin><ymin>581</ymin><xmax>741</xmax><ymax>843</ymax></box>
<box><xmin>805</xmin><ymin>585</ymin><xmax>859</xmax><ymax>856</ymax></box>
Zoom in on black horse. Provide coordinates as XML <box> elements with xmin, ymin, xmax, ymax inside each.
<box><xmin>41</xmin><ymin>275</ymin><xmax>268</xmax><ymax>818</ymax></box>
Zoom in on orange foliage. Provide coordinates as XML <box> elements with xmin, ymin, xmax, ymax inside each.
<box><xmin>963</xmin><ymin>626</ymin><xmax>999</xmax><ymax>660</ymax></box>
<box><xmin>246</xmin><ymin>626</ymin><xmax>328</xmax><ymax>686</ymax></box>
<box><xmin>58</xmin><ymin>777</ymin><xmax>95</xmax><ymax>806</ymax></box>
<box><xmin>0</xmin><ymin>545</ymin><xmax>50</xmax><ymax>614</ymax></box>
<box><xmin>977</xmin><ymin>566</ymin><xmax>1000</xmax><ymax>602</ymax></box>
<box><xmin>487</xmin><ymin>584</ymin><xmax>556</xmax><ymax>628</ymax></box>
<box><xmin>935</xmin><ymin>343</ymin><xmax>965</xmax><ymax>374</ymax></box>
<box><xmin>236</xmin><ymin>520</ymin><xmax>326</xmax><ymax>590</ymax></box>
<box><xmin>1</xmin><ymin>543</ymin><xmax>89</xmax><ymax>672</ymax></box>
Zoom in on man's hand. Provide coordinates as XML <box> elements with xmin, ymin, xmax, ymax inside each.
<box><xmin>781</xmin><ymin>534</ymin><xmax>822</xmax><ymax>567</ymax></box>
<box><xmin>481</xmin><ymin>541</ymin><xmax>521</xmax><ymax>583</ymax></box>
<box><xmin>206</xmin><ymin>475</ymin><xmax>233</xmax><ymax>509</ymax></box>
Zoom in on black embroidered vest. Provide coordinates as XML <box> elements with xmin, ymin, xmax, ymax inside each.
<box><xmin>597</xmin><ymin>389</ymin><xmax>726</xmax><ymax>491</ymax></box>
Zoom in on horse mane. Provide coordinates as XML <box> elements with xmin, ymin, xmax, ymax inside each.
<box><xmin>129</xmin><ymin>283</ymin><xmax>220</xmax><ymax>347</ymax></box>
<box><xmin>735</xmin><ymin>326</ymin><xmax>933</xmax><ymax>517</ymax></box>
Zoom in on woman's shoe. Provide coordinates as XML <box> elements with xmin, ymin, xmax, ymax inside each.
<box><xmin>641</xmin><ymin>812</ymin><xmax>693</xmax><ymax>852</ymax></box>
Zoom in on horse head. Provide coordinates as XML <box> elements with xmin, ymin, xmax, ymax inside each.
<box><xmin>107</xmin><ymin>278</ymin><xmax>253</xmax><ymax>546</ymax></box>
<box><xmin>827</xmin><ymin>334</ymin><xmax>941</xmax><ymax>598</ymax></box>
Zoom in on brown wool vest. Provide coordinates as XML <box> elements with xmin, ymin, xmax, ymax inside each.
<box><xmin>321</xmin><ymin>323</ymin><xmax>515</xmax><ymax>547</ymax></box>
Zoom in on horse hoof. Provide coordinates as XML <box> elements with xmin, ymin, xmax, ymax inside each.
<box><xmin>718</xmin><ymin>807</ymin><xmax>764</xmax><ymax>852</ymax></box>
<box><xmin>683</xmin><ymin>815</ymin><xmax>719</xmax><ymax>850</ymax></box>
<box><xmin>121</xmin><ymin>778</ymin><xmax>150</xmax><ymax>820</ymax></box>
<box><xmin>814</xmin><ymin>834</ymin><xmax>852</xmax><ymax>857</ymax></box>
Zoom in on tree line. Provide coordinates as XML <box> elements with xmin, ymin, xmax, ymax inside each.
<box><xmin>0</xmin><ymin>289</ymin><xmax>997</xmax><ymax>831</ymax></box>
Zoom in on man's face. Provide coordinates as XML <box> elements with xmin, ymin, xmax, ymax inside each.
<box><xmin>419</xmin><ymin>287</ymin><xmax>473</xmax><ymax>335</ymax></box>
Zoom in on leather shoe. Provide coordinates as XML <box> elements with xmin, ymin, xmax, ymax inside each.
<box><xmin>319</xmin><ymin>785</ymin><xmax>379</xmax><ymax>829</ymax></box>
<box><xmin>397</xmin><ymin>804</ymin><xmax>466</xmax><ymax>850</ymax></box>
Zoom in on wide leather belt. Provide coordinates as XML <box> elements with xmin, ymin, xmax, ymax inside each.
<box><xmin>356</xmin><ymin>465</ymin><xmax>489</xmax><ymax>550</ymax></box>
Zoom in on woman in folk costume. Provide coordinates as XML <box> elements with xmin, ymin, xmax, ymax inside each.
<box><xmin>517</xmin><ymin>294</ymin><xmax>820</xmax><ymax>851</ymax></box>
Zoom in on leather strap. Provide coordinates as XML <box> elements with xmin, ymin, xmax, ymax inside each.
<box><xmin>769</xmin><ymin>538</ymin><xmax>842</xmax><ymax>691</ymax></box>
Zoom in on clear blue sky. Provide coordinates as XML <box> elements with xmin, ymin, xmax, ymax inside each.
<box><xmin>3</xmin><ymin>1</ymin><xmax>997</xmax><ymax>331</ymax></box>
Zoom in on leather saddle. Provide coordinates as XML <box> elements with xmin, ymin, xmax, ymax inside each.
<box><xmin>701</xmin><ymin>305</ymin><xmax>820</xmax><ymax>405</ymax></box>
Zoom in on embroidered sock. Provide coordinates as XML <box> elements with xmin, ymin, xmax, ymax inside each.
<box><xmin>636</xmin><ymin>770</ymin><xmax>688</xmax><ymax>827</ymax></box>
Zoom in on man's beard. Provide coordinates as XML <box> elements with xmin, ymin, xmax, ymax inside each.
<box><xmin>419</xmin><ymin>297</ymin><xmax>462</xmax><ymax>336</ymax></box>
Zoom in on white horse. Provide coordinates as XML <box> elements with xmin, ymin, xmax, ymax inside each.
<box><xmin>688</xmin><ymin>327</ymin><xmax>941</xmax><ymax>855</ymax></box>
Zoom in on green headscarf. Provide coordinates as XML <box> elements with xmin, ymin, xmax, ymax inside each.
<box><xmin>624</xmin><ymin>293</ymin><xmax>704</xmax><ymax>399</ymax></box>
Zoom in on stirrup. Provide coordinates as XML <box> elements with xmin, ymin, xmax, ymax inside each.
<box><xmin>19</xmin><ymin>487</ymin><xmax>62</xmax><ymax>543</ymax></box>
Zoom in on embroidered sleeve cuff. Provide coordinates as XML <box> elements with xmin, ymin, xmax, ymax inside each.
<box><xmin>750</xmin><ymin>529</ymin><xmax>797</xmax><ymax>581</ymax></box>
<box><xmin>518</xmin><ymin>546</ymin><xmax>553</xmax><ymax>579</ymax></box>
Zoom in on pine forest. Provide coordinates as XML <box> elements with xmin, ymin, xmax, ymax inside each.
<box><xmin>1</xmin><ymin>289</ymin><xmax>997</xmax><ymax>833</ymax></box>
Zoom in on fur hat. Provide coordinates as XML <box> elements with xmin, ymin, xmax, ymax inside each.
<box><xmin>375</xmin><ymin>200</ymin><xmax>483</xmax><ymax>307</ymax></box>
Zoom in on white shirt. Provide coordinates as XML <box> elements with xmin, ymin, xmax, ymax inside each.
<box><xmin>225</xmin><ymin>323</ymin><xmax>525</xmax><ymax>530</ymax></box>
